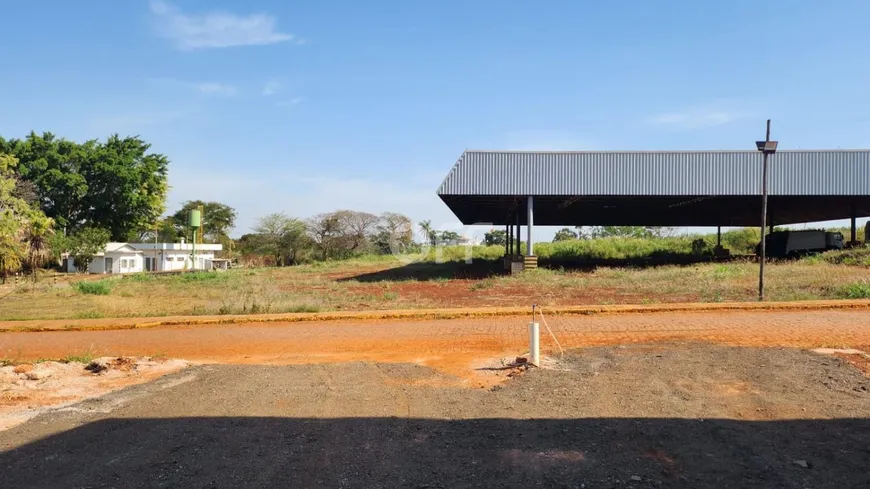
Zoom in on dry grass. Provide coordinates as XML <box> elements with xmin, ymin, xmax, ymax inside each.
<box><xmin>0</xmin><ymin>252</ymin><xmax>869</xmax><ymax>321</ymax></box>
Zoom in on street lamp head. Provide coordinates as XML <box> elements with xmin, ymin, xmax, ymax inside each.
<box><xmin>755</xmin><ymin>140</ymin><xmax>778</xmax><ymax>154</ymax></box>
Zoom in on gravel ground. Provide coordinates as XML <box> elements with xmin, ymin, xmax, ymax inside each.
<box><xmin>1</xmin><ymin>345</ymin><xmax>869</xmax><ymax>488</ymax></box>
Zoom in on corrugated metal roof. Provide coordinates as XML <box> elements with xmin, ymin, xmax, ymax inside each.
<box><xmin>437</xmin><ymin>150</ymin><xmax>870</xmax><ymax>196</ymax></box>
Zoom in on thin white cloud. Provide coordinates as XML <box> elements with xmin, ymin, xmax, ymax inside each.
<box><xmin>649</xmin><ymin>108</ymin><xmax>744</xmax><ymax>129</ymax></box>
<box><xmin>261</xmin><ymin>81</ymin><xmax>281</xmax><ymax>96</ymax></box>
<box><xmin>276</xmin><ymin>97</ymin><xmax>304</xmax><ymax>107</ymax></box>
<box><xmin>195</xmin><ymin>82</ymin><xmax>238</xmax><ymax>97</ymax></box>
<box><xmin>149</xmin><ymin>78</ymin><xmax>238</xmax><ymax>97</ymax></box>
<box><xmin>149</xmin><ymin>0</ymin><xmax>301</xmax><ymax>50</ymax></box>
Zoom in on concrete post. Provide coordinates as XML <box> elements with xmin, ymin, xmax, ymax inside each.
<box><xmin>504</xmin><ymin>223</ymin><xmax>509</xmax><ymax>256</ymax></box>
<box><xmin>515</xmin><ymin>210</ymin><xmax>521</xmax><ymax>256</ymax></box>
<box><xmin>528</xmin><ymin>322</ymin><xmax>540</xmax><ymax>367</ymax></box>
<box><xmin>527</xmin><ymin>196</ymin><xmax>535</xmax><ymax>256</ymax></box>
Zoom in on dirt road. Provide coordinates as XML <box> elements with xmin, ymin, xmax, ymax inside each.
<box><xmin>2</xmin><ymin>345</ymin><xmax>868</xmax><ymax>488</ymax></box>
<box><xmin>3</xmin><ymin>309</ymin><xmax>870</xmax><ymax>382</ymax></box>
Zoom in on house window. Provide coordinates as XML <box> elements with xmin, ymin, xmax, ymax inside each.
<box><xmin>177</xmin><ymin>257</ymin><xmax>185</xmax><ymax>262</ymax></box>
<box><xmin>166</xmin><ymin>256</ymin><xmax>173</xmax><ymax>261</ymax></box>
<box><xmin>120</xmin><ymin>259</ymin><xmax>127</xmax><ymax>268</ymax></box>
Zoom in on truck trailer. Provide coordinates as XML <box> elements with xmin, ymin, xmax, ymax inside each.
<box><xmin>757</xmin><ymin>230</ymin><xmax>844</xmax><ymax>258</ymax></box>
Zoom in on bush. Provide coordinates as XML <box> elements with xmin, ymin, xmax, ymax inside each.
<box><xmin>74</xmin><ymin>280</ymin><xmax>113</xmax><ymax>295</ymax></box>
<box><xmin>176</xmin><ymin>271</ymin><xmax>228</xmax><ymax>283</ymax></box>
<box><xmin>814</xmin><ymin>248</ymin><xmax>870</xmax><ymax>267</ymax></box>
<box><xmin>839</xmin><ymin>281</ymin><xmax>870</xmax><ymax>299</ymax></box>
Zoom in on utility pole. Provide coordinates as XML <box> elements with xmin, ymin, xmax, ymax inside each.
<box><xmin>756</xmin><ymin>120</ymin><xmax>778</xmax><ymax>301</ymax></box>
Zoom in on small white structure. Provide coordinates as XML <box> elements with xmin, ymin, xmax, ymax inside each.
<box><xmin>440</xmin><ymin>236</ymin><xmax>477</xmax><ymax>246</ymax></box>
<box><xmin>65</xmin><ymin>242</ymin><xmax>223</xmax><ymax>274</ymax></box>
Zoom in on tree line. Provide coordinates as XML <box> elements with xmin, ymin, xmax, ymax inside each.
<box><xmin>238</xmin><ymin>210</ymin><xmax>417</xmax><ymax>266</ymax></box>
<box><xmin>0</xmin><ymin>132</ymin><xmax>169</xmax><ymax>279</ymax></box>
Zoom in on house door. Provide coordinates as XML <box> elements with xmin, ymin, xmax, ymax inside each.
<box><xmin>145</xmin><ymin>257</ymin><xmax>152</xmax><ymax>272</ymax></box>
<box><xmin>105</xmin><ymin>257</ymin><xmax>113</xmax><ymax>274</ymax></box>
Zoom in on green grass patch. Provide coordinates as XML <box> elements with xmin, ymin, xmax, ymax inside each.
<box><xmin>282</xmin><ymin>304</ymin><xmax>321</xmax><ymax>313</ymax></box>
<box><xmin>73</xmin><ymin>311</ymin><xmax>106</xmax><ymax>319</ymax></box>
<box><xmin>176</xmin><ymin>271</ymin><xmax>230</xmax><ymax>283</ymax></box>
<box><xmin>61</xmin><ymin>346</ymin><xmax>96</xmax><ymax>364</ymax></box>
<box><xmin>74</xmin><ymin>280</ymin><xmax>113</xmax><ymax>295</ymax></box>
<box><xmin>838</xmin><ymin>281</ymin><xmax>870</xmax><ymax>299</ymax></box>
<box><xmin>470</xmin><ymin>279</ymin><xmax>495</xmax><ymax>291</ymax></box>
<box><xmin>813</xmin><ymin>248</ymin><xmax>870</xmax><ymax>267</ymax></box>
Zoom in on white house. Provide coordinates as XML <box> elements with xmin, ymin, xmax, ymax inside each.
<box><xmin>64</xmin><ymin>241</ymin><xmax>223</xmax><ymax>274</ymax></box>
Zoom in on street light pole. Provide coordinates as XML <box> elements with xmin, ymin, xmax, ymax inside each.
<box><xmin>759</xmin><ymin>122</ymin><xmax>770</xmax><ymax>301</ymax></box>
<box><xmin>756</xmin><ymin>119</ymin><xmax>778</xmax><ymax>301</ymax></box>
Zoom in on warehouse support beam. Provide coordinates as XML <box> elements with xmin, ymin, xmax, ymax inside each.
<box><xmin>515</xmin><ymin>211</ymin><xmax>521</xmax><ymax>256</ymax></box>
<box><xmin>508</xmin><ymin>217</ymin><xmax>513</xmax><ymax>255</ymax></box>
<box><xmin>527</xmin><ymin>196</ymin><xmax>535</xmax><ymax>256</ymax></box>
<box><xmin>717</xmin><ymin>226</ymin><xmax>722</xmax><ymax>247</ymax></box>
<box><xmin>504</xmin><ymin>223</ymin><xmax>509</xmax><ymax>256</ymax></box>
<box><xmin>851</xmin><ymin>203</ymin><xmax>858</xmax><ymax>244</ymax></box>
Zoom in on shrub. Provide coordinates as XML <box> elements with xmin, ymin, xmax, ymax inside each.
<box><xmin>176</xmin><ymin>271</ymin><xmax>228</xmax><ymax>283</ymax></box>
<box><xmin>814</xmin><ymin>248</ymin><xmax>870</xmax><ymax>267</ymax></box>
<box><xmin>73</xmin><ymin>311</ymin><xmax>106</xmax><ymax>319</ymax></box>
<box><xmin>74</xmin><ymin>280</ymin><xmax>113</xmax><ymax>295</ymax></box>
<box><xmin>839</xmin><ymin>282</ymin><xmax>870</xmax><ymax>299</ymax></box>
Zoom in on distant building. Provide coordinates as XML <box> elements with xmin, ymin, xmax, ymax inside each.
<box><xmin>63</xmin><ymin>241</ymin><xmax>223</xmax><ymax>274</ymax></box>
<box><xmin>440</xmin><ymin>236</ymin><xmax>477</xmax><ymax>246</ymax></box>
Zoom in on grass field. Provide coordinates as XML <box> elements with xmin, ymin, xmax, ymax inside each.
<box><xmin>0</xmin><ymin>245</ymin><xmax>869</xmax><ymax>321</ymax></box>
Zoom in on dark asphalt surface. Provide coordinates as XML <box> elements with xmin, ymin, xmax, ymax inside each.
<box><xmin>1</xmin><ymin>345</ymin><xmax>869</xmax><ymax>488</ymax></box>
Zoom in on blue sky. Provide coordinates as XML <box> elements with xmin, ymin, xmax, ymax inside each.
<box><xmin>2</xmin><ymin>0</ymin><xmax>869</xmax><ymax>239</ymax></box>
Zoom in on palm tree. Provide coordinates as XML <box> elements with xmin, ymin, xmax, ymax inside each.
<box><xmin>24</xmin><ymin>213</ymin><xmax>54</xmax><ymax>279</ymax></box>
<box><xmin>418</xmin><ymin>220</ymin><xmax>435</xmax><ymax>246</ymax></box>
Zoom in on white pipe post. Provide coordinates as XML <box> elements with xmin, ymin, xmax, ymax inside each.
<box><xmin>528</xmin><ymin>321</ymin><xmax>540</xmax><ymax>366</ymax></box>
<box><xmin>527</xmin><ymin>196</ymin><xmax>534</xmax><ymax>256</ymax></box>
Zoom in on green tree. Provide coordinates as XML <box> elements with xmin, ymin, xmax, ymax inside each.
<box><xmin>438</xmin><ymin>230</ymin><xmax>461</xmax><ymax>244</ymax></box>
<box><xmin>582</xmin><ymin>226</ymin><xmax>673</xmax><ymax>239</ymax></box>
<box><xmin>171</xmin><ymin>200</ymin><xmax>237</xmax><ymax>243</ymax></box>
<box><xmin>0</xmin><ymin>133</ymin><xmax>89</xmax><ymax>234</ymax></box>
<box><xmin>2</xmin><ymin>132</ymin><xmax>169</xmax><ymax>240</ymax></box>
<box><xmin>139</xmin><ymin>217</ymin><xmax>181</xmax><ymax>243</ymax></box>
<box><xmin>23</xmin><ymin>213</ymin><xmax>55</xmax><ymax>275</ymax></box>
<box><xmin>0</xmin><ymin>153</ymin><xmax>55</xmax><ymax>281</ymax></box>
<box><xmin>82</xmin><ymin>135</ymin><xmax>168</xmax><ymax>240</ymax></box>
<box><xmin>372</xmin><ymin>212</ymin><xmax>413</xmax><ymax>254</ymax></box>
<box><xmin>0</xmin><ymin>154</ymin><xmax>28</xmax><ymax>280</ymax></box>
<box><xmin>68</xmin><ymin>227</ymin><xmax>111</xmax><ymax>272</ymax></box>
<box><xmin>252</xmin><ymin>213</ymin><xmax>309</xmax><ymax>265</ymax></box>
<box><xmin>553</xmin><ymin>228</ymin><xmax>578</xmax><ymax>242</ymax></box>
<box><xmin>418</xmin><ymin>220</ymin><xmax>436</xmax><ymax>246</ymax></box>
<box><xmin>484</xmin><ymin>229</ymin><xmax>507</xmax><ymax>246</ymax></box>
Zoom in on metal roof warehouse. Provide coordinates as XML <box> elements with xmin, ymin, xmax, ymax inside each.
<box><xmin>437</xmin><ymin>149</ymin><xmax>870</xmax><ymax>266</ymax></box>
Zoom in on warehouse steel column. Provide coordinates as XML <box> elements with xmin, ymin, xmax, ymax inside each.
<box><xmin>515</xmin><ymin>211</ymin><xmax>521</xmax><ymax>256</ymax></box>
<box><xmin>527</xmin><ymin>196</ymin><xmax>534</xmax><ymax>256</ymax></box>
<box><xmin>508</xmin><ymin>215</ymin><xmax>513</xmax><ymax>255</ymax></box>
<box><xmin>851</xmin><ymin>203</ymin><xmax>858</xmax><ymax>243</ymax></box>
<box><xmin>524</xmin><ymin>196</ymin><xmax>538</xmax><ymax>270</ymax></box>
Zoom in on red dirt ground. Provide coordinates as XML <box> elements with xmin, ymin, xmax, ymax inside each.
<box><xmin>4</xmin><ymin>309</ymin><xmax>870</xmax><ymax>385</ymax></box>
<box><xmin>834</xmin><ymin>345</ymin><xmax>870</xmax><ymax>376</ymax></box>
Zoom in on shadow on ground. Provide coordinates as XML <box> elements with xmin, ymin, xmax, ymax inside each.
<box><xmin>342</xmin><ymin>255</ymin><xmax>745</xmax><ymax>282</ymax></box>
<box><xmin>2</xmin><ymin>417</ymin><xmax>868</xmax><ymax>488</ymax></box>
